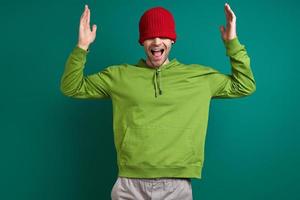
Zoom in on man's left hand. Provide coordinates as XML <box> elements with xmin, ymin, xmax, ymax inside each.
<box><xmin>220</xmin><ymin>3</ymin><xmax>237</xmax><ymax>41</ymax></box>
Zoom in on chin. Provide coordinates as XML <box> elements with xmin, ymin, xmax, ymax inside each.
<box><xmin>147</xmin><ymin>54</ymin><xmax>168</xmax><ymax>66</ymax></box>
<box><xmin>151</xmin><ymin>59</ymin><xmax>164</xmax><ymax>67</ymax></box>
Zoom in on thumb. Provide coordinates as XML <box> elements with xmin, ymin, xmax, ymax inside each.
<box><xmin>219</xmin><ymin>25</ymin><xmax>225</xmax><ymax>35</ymax></box>
<box><xmin>92</xmin><ymin>24</ymin><xmax>97</xmax><ymax>34</ymax></box>
<box><xmin>219</xmin><ymin>25</ymin><xmax>226</xmax><ymax>39</ymax></box>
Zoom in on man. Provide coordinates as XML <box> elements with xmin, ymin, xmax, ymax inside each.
<box><xmin>60</xmin><ymin>3</ymin><xmax>256</xmax><ymax>200</ymax></box>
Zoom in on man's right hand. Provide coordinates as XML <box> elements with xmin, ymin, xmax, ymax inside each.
<box><xmin>77</xmin><ymin>4</ymin><xmax>97</xmax><ymax>51</ymax></box>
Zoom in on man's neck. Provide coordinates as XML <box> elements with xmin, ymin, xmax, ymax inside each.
<box><xmin>146</xmin><ymin>58</ymin><xmax>170</xmax><ymax>68</ymax></box>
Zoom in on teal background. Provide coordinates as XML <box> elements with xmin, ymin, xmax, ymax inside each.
<box><xmin>1</xmin><ymin>0</ymin><xmax>299</xmax><ymax>199</ymax></box>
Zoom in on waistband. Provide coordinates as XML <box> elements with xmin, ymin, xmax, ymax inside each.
<box><xmin>118</xmin><ymin>176</ymin><xmax>191</xmax><ymax>183</ymax></box>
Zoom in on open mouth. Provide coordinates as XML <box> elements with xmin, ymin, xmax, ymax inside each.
<box><xmin>151</xmin><ymin>49</ymin><xmax>164</xmax><ymax>58</ymax></box>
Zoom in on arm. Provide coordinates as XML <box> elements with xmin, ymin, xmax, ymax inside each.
<box><xmin>60</xmin><ymin>46</ymin><xmax>112</xmax><ymax>99</ymax></box>
<box><xmin>209</xmin><ymin>37</ymin><xmax>256</xmax><ymax>98</ymax></box>
<box><xmin>60</xmin><ymin>4</ymin><xmax>112</xmax><ymax>99</ymax></box>
<box><xmin>209</xmin><ymin>3</ymin><xmax>256</xmax><ymax>98</ymax></box>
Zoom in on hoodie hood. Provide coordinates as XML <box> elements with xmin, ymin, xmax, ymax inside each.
<box><xmin>136</xmin><ymin>58</ymin><xmax>180</xmax><ymax>97</ymax></box>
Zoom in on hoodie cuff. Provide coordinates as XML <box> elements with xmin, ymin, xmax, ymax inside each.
<box><xmin>70</xmin><ymin>46</ymin><xmax>89</xmax><ymax>62</ymax></box>
<box><xmin>74</xmin><ymin>45</ymin><xmax>89</xmax><ymax>54</ymax></box>
<box><xmin>224</xmin><ymin>37</ymin><xmax>244</xmax><ymax>56</ymax></box>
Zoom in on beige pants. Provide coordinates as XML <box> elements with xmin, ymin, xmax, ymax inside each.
<box><xmin>111</xmin><ymin>176</ymin><xmax>193</xmax><ymax>200</ymax></box>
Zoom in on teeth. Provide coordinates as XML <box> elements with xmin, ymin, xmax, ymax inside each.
<box><xmin>151</xmin><ymin>49</ymin><xmax>164</xmax><ymax>56</ymax></box>
<box><xmin>151</xmin><ymin>48</ymin><xmax>164</xmax><ymax>51</ymax></box>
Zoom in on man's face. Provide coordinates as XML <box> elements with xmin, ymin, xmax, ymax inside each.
<box><xmin>143</xmin><ymin>37</ymin><xmax>174</xmax><ymax>68</ymax></box>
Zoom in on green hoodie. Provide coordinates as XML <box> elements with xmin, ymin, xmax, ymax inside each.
<box><xmin>60</xmin><ymin>37</ymin><xmax>256</xmax><ymax>179</ymax></box>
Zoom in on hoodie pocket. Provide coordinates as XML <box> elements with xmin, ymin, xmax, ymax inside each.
<box><xmin>119</xmin><ymin>125</ymin><xmax>196</xmax><ymax>167</ymax></box>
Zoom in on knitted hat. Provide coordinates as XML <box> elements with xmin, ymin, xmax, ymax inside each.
<box><xmin>138</xmin><ymin>6</ymin><xmax>176</xmax><ymax>45</ymax></box>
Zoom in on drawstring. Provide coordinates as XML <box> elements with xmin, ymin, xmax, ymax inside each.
<box><xmin>153</xmin><ymin>68</ymin><xmax>162</xmax><ymax>97</ymax></box>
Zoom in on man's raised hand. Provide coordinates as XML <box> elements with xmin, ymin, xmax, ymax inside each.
<box><xmin>219</xmin><ymin>3</ymin><xmax>237</xmax><ymax>41</ymax></box>
<box><xmin>77</xmin><ymin>5</ymin><xmax>97</xmax><ymax>51</ymax></box>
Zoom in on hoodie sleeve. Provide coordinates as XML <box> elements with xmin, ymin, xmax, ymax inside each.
<box><xmin>60</xmin><ymin>46</ymin><xmax>113</xmax><ymax>99</ymax></box>
<box><xmin>208</xmin><ymin>37</ymin><xmax>256</xmax><ymax>99</ymax></box>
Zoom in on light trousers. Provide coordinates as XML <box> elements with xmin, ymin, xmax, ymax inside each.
<box><xmin>111</xmin><ymin>176</ymin><xmax>193</xmax><ymax>200</ymax></box>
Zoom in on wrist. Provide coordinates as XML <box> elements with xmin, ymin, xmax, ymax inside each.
<box><xmin>77</xmin><ymin>43</ymin><xmax>89</xmax><ymax>51</ymax></box>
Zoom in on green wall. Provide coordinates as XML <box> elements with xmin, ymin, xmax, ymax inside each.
<box><xmin>1</xmin><ymin>0</ymin><xmax>299</xmax><ymax>199</ymax></box>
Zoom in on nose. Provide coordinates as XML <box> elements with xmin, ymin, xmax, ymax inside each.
<box><xmin>153</xmin><ymin>37</ymin><xmax>162</xmax><ymax>45</ymax></box>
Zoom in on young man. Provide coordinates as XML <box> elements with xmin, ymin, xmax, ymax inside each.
<box><xmin>60</xmin><ymin>3</ymin><xmax>256</xmax><ymax>200</ymax></box>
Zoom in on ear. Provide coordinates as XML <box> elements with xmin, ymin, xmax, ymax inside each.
<box><xmin>171</xmin><ymin>40</ymin><xmax>175</xmax><ymax>44</ymax></box>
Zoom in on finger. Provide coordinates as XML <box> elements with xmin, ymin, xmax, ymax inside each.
<box><xmin>230</xmin><ymin>7</ymin><xmax>236</xmax><ymax>21</ymax></box>
<box><xmin>80</xmin><ymin>5</ymin><xmax>88</xmax><ymax>27</ymax></box>
<box><xmin>219</xmin><ymin>25</ymin><xmax>225</xmax><ymax>35</ymax></box>
<box><xmin>220</xmin><ymin>25</ymin><xmax>227</xmax><ymax>40</ymax></box>
<box><xmin>224</xmin><ymin>4</ymin><xmax>231</xmax><ymax>23</ymax></box>
<box><xmin>224</xmin><ymin>4</ymin><xmax>232</xmax><ymax>20</ymax></box>
<box><xmin>84</xmin><ymin>9</ymin><xmax>91</xmax><ymax>29</ymax></box>
<box><xmin>83</xmin><ymin>5</ymin><xmax>88</xmax><ymax>25</ymax></box>
<box><xmin>80</xmin><ymin>5</ymin><xmax>87</xmax><ymax>20</ymax></box>
<box><xmin>225</xmin><ymin>3</ymin><xmax>236</xmax><ymax>22</ymax></box>
<box><xmin>226</xmin><ymin>3</ymin><xmax>234</xmax><ymax>14</ymax></box>
<box><xmin>87</xmin><ymin>7</ymin><xmax>90</xmax><ymax>26</ymax></box>
<box><xmin>92</xmin><ymin>24</ymin><xmax>97</xmax><ymax>34</ymax></box>
<box><xmin>220</xmin><ymin>25</ymin><xmax>224</xmax><ymax>32</ymax></box>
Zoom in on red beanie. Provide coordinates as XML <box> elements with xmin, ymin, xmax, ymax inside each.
<box><xmin>139</xmin><ymin>6</ymin><xmax>176</xmax><ymax>45</ymax></box>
